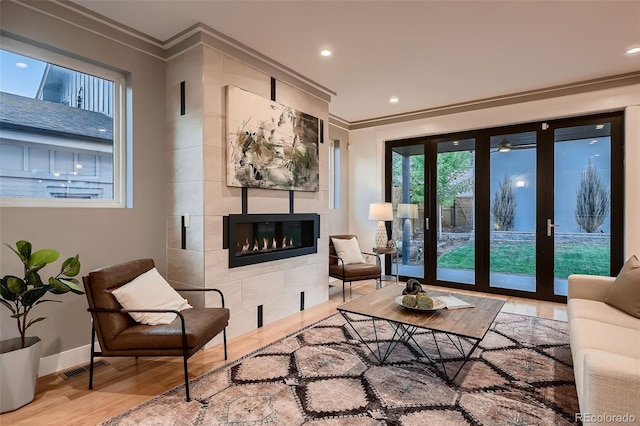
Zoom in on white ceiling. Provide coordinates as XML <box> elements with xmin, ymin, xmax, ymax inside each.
<box><xmin>71</xmin><ymin>0</ymin><xmax>640</xmax><ymax>123</ymax></box>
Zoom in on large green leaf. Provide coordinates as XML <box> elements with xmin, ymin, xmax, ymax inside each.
<box><xmin>60</xmin><ymin>255</ymin><xmax>80</xmax><ymax>277</ymax></box>
<box><xmin>48</xmin><ymin>277</ymin><xmax>70</xmax><ymax>294</ymax></box>
<box><xmin>26</xmin><ymin>271</ymin><xmax>44</xmax><ymax>287</ymax></box>
<box><xmin>16</xmin><ymin>240</ymin><xmax>32</xmax><ymax>259</ymax></box>
<box><xmin>0</xmin><ymin>278</ymin><xmax>17</xmax><ymax>300</ymax></box>
<box><xmin>21</xmin><ymin>286</ymin><xmax>49</xmax><ymax>306</ymax></box>
<box><xmin>58</xmin><ymin>277</ymin><xmax>84</xmax><ymax>294</ymax></box>
<box><xmin>28</xmin><ymin>249</ymin><xmax>59</xmax><ymax>271</ymax></box>
<box><xmin>6</xmin><ymin>276</ymin><xmax>26</xmax><ymax>295</ymax></box>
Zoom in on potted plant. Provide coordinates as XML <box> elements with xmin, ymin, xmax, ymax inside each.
<box><xmin>0</xmin><ymin>240</ymin><xmax>82</xmax><ymax>413</ymax></box>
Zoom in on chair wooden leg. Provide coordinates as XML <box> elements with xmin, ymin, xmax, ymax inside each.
<box><xmin>342</xmin><ymin>280</ymin><xmax>346</xmax><ymax>302</ymax></box>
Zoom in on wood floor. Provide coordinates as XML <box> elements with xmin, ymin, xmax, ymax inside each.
<box><xmin>0</xmin><ymin>280</ymin><xmax>568</xmax><ymax>425</ymax></box>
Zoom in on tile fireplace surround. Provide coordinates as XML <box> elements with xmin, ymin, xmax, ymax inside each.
<box><xmin>166</xmin><ymin>42</ymin><xmax>330</xmax><ymax>343</ymax></box>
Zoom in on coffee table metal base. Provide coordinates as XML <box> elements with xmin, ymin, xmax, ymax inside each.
<box><xmin>341</xmin><ymin>314</ymin><xmax>481</xmax><ymax>383</ymax></box>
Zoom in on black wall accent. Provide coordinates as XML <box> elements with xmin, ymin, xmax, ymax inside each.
<box><xmin>319</xmin><ymin>118</ymin><xmax>324</xmax><ymax>143</ymax></box>
<box><xmin>222</xmin><ymin>216</ymin><xmax>229</xmax><ymax>249</ymax></box>
<box><xmin>180</xmin><ymin>216</ymin><xmax>187</xmax><ymax>249</ymax></box>
<box><xmin>300</xmin><ymin>291</ymin><xmax>305</xmax><ymax>311</ymax></box>
<box><xmin>242</xmin><ymin>187</ymin><xmax>248</xmax><ymax>214</ymax></box>
<box><xmin>180</xmin><ymin>81</ymin><xmax>185</xmax><ymax>116</ymax></box>
<box><xmin>270</xmin><ymin>77</ymin><xmax>276</xmax><ymax>101</ymax></box>
<box><xmin>257</xmin><ymin>305</ymin><xmax>263</xmax><ymax>328</ymax></box>
<box><xmin>289</xmin><ymin>190</ymin><xmax>294</xmax><ymax>214</ymax></box>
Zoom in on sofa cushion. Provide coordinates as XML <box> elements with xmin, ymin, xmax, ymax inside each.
<box><xmin>605</xmin><ymin>254</ymin><xmax>640</xmax><ymax>318</ymax></box>
<box><xmin>568</xmin><ymin>298</ymin><xmax>640</xmax><ymax>330</ymax></box>
<box><xmin>569</xmin><ymin>318</ymin><xmax>640</xmax><ymax>360</ymax></box>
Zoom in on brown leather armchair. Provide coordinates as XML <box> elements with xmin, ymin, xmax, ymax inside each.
<box><xmin>82</xmin><ymin>258</ymin><xmax>229</xmax><ymax>402</ymax></box>
<box><xmin>329</xmin><ymin>235</ymin><xmax>382</xmax><ymax>302</ymax></box>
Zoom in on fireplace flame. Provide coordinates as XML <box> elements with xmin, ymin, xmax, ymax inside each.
<box><xmin>272</xmin><ymin>238</ymin><xmax>277</xmax><ymax>249</ymax></box>
<box><xmin>282</xmin><ymin>237</ymin><xmax>287</xmax><ymax>247</ymax></box>
<box><xmin>253</xmin><ymin>239</ymin><xmax>259</xmax><ymax>251</ymax></box>
<box><xmin>290</xmin><ymin>237</ymin><xmax>293</xmax><ymax>246</ymax></box>
<box><xmin>262</xmin><ymin>238</ymin><xmax>268</xmax><ymax>250</ymax></box>
<box><xmin>242</xmin><ymin>238</ymin><xmax>250</xmax><ymax>252</ymax></box>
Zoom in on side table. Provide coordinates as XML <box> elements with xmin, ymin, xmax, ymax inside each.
<box><xmin>373</xmin><ymin>247</ymin><xmax>399</xmax><ymax>285</ymax></box>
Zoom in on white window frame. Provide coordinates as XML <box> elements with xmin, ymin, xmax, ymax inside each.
<box><xmin>0</xmin><ymin>37</ymin><xmax>127</xmax><ymax>208</ymax></box>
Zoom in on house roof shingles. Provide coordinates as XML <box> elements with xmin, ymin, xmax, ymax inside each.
<box><xmin>0</xmin><ymin>92</ymin><xmax>113</xmax><ymax>141</ymax></box>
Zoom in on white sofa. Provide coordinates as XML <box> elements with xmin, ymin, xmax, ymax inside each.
<box><xmin>567</xmin><ymin>274</ymin><xmax>640</xmax><ymax>424</ymax></box>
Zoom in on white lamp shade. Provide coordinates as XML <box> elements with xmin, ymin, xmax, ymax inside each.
<box><xmin>368</xmin><ymin>202</ymin><xmax>393</xmax><ymax>221</ymax></box>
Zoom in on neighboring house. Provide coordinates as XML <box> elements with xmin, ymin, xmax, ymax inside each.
<box><xmin>0</xmin><ymin>65</ymin><xmax>114</xmax><ymax>199</ymax></box>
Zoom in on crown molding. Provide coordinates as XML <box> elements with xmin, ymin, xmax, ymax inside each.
<box><xmin>348</xmin><ymin>72</ymin><xmax>640</xmax><ymax>130</ymax></box>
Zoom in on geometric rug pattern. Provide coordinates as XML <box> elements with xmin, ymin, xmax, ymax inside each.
<box><xmin>101</xmin><ymin>312</ymin><xmax>579</xmax><ymax>425</ymax></box>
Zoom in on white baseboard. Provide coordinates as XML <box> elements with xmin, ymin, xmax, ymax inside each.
<box><xmin>39</xmin><ymin>344</ymin><xmax>92</xmax><ymax>377</ymax></box>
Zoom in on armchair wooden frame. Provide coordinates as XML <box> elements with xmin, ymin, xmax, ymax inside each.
<box><xmin>83</xmin><ymin>259</ymin><xmax>229</xmax><ymax>402</ymax></box>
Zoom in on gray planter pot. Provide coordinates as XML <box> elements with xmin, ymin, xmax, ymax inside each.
<box><xmin>0</xmin><ymin>336</ymin><xmax>42</xmax><ymax>413</ymax></box>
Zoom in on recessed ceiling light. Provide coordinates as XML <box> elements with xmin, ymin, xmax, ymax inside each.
<box><xmin>97</xmin><ymin>128</ymin><xmax>107</xmax><ymax>132</ymax></box>
<box><xmin>626</xmin><ymin>47</ymin><xmax>640</xmax><ymax>55</ymax></box>
<box><xmin>15</xmin><ymin>62</ymin><xmax>28</xmax><ymax>69</ymax></box>
<box><xmin>589</xmin><ymin>140</ymin><xmax>598</xmax><ymax>145</ymax></box>
<box><xmin>389</xmin><ymin>97</ymin><xmax>399</xmax><ymax>104</ymax></box>
<box><xmin>595</xmin><ymin>124</ymin><xmax>605</xmax><ymax>130</ymax></box>
<box><xmin>320</xmin><ymin>49</ymin><xmax>332</xmax><ymax>57</ymax></box>
<box><xmin>452</xmin><ymin>141</ymin><xmax>459</xmax><ymax>146</ymax></box>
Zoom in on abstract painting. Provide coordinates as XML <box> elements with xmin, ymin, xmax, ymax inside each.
<box><xmin>226</xmin><ymin>85</ymin><xmax>319</xmax><ymax>192</ymax></box>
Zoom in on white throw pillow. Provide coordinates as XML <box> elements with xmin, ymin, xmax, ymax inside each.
<box><xmin>112</xmin><ymin>267</ymin><xmax>192</xmax><ymax>325</ymax></box>
<box><xmin>332</xmin><ymin>237</ymin><xmax>366</xmax><ymax>264</ymax></box>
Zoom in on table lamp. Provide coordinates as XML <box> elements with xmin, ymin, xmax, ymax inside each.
<box><xmin>368</xmin><ymin>202</ymin><xmax>393</xmax><ymax>249</ymax></box>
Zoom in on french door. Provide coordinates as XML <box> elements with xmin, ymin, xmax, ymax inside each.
<box><xmin>385</xmin><ymin>112</ymin><xmax>624</xmax><ymax>302</ymax></box>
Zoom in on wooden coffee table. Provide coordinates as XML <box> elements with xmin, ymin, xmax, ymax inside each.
<box><xmin>337</xmin><ymin>285</ymin><xmax>504</xmax><ymax>382</ymax></box>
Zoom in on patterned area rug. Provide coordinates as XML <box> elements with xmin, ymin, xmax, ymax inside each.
<box><xmin>101</xmin><ymin>312</ymin><xmax>579</xmax><ymax>425</ymax></box>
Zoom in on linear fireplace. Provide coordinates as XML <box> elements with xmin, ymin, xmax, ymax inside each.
<box><xmin>225</xmin><ymin>213</ymin><xmax>320</xmax><ymax>268</ymax></box>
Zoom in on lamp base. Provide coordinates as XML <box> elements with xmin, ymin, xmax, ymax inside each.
<box><xmin>375</xmin><ymin>221</ymin><xmax>388</xmax><ymax>249</ymax></box>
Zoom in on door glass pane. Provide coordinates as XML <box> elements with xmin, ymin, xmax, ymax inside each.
<box><xmin>489</xmin><ymin>132</ymin><xmax>536</xmax><ymax>292</ymax></box>
<box><xmin>553</xmin><ymin>123</ymin><xmax>611</xmax><ymax>296</ymax></box>
<box><xmin>436</xmin><ymin>139</ymin><xmax>475</xmax><ymax>284</ymax></box>
<box><xmin>391</xmin><ymin>145</ymin><xmax>424</xmax><ymax>279</ymax></box>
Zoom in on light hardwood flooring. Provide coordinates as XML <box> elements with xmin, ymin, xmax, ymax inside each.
<box><xmin>0</xmin><ymin>280</ymin><xmax>568</xmax><ymax>425</ymax></box>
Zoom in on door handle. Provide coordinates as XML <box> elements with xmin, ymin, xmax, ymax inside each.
<box><xmin>547</xmin><ymin>219</ymin><xmax>559</xmax><ymax>237</ymax></box>
<box><xmin>425</xmin><ymin>218</ymin><xmax>429</xmax><ymax>230</ymax></box>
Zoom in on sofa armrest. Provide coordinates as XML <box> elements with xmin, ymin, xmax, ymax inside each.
<box><xmin>580</xmin><ymin>350</ymin><xmax>640</xmax><ymax>420</ymax></box>
<box><xmin>568</xmin><ymin>274</ymin><xmax>615</xmax><ymax>302</ymax></box>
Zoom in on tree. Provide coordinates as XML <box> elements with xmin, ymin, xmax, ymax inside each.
<box><xmin>436</xmin><ymin>152</ymin><xmax>473</xmax><ymax>209</ymax></box>
<box><xmin>575</xmin><ymin>160</ymin><xmax>609</xmax><ymax>233</ymax></box>
<box><xmin>491</xmin><ymin>175</ymin><xmax>516</xmax><ymax>231</ymax></box>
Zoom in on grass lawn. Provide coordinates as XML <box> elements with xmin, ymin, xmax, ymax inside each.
<box><xmin>438</xmin><ymin>241</ymin><xmax>610</xmax><ymax>279</ymax></box>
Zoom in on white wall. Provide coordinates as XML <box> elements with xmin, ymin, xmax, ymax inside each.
<box><xmin>349</xmin><ymin>84</ymin><xmax>640</xmax><ymax>259</ymax></box>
